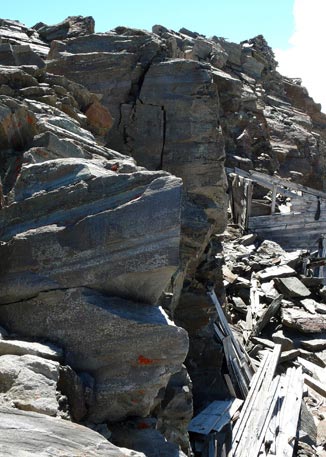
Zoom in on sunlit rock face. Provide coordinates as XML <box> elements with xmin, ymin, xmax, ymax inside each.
<box><xmin>0</xmin><ymin>288</ymin><xmax>189</xmax><ymax>422</ymax></box>
<box><xmin>0</xmin><ymin>35</ymin><xmax>188</xmax><ymax>428</ymax></box>
<box><xmin>1</xmin><ymin>16</ymin><xmax>326</xmax><ymax>455</ymax></box>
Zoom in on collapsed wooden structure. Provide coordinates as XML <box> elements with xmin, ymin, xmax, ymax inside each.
<box><xmin>227</xmin><ymin>167</ymin><xmax>326</xmax><ymax>252</ymax></box>
<box><xmin>188</xmin><ymin>287</ymin><xmax>323</xmax><ymax>456</ymax></box>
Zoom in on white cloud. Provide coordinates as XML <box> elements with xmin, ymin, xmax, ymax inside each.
<box><xmin>274</xmin><ymin>0</ymin><xmax>326</xmax><ymax>112</ymax></box>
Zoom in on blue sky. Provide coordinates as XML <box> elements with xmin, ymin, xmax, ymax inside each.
<box><xmin>4</xmin><ymin>0</ymin><xmax>294</xmax><ymax>50</ymax></box>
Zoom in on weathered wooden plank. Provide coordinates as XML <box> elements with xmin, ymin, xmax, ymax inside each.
<box><xmin>249</xmin><ymin>214</ymin><xmax>326</xmax><ymax>230</ymax></box>
<box><xmin>227</xmin><ymin>167</ymin><xmax>326</xmax><ymax>200</ymax></box>
<box><xmin>271</xmin><ymin>185</ymin><xmax>277</xmax><ymax>214</ymax></box>
<box><xmin>251</xmin><ymin>337</ymin><xmax>275</xmax><ymax>349</ymax></box>
<box><xmin>303</xmin><ymin>374</ymin><xmax>326</xmax><ymax>397</ymax></box>
<box><xmin>224</xmin><ymin>374</ymin><xmax>237</xmax><ymax>397</ymax></box>
<box><xmin>272</xmin><ymin>367</ymin><xmax>303</xmax><ymax>457</ymax></box>
<box><xmin>188</xmin><ymin>399</ymin><xmax>243</xmax><ymax>435</ymax></box>
<box><xmin>245</xmin><ymin>179</ymin><xmax>253</xmax><ymax>229</ymax></box>
<box><xmin>249</xmin><ymin>219</ymin><xmax>326</xmax><ymax>232</ymax></box>
<box><xmin>208</xmin><ymin>290</ymin><xmax>255</xmax><ymax>398</ymax></box>
<box><xmin>239</xmin><ymin>376</ymin><xmax>280</xmax><ymax>457</ymax></box>
<box><xmin>297</xmin><ymin>357</ymin><xmax>326</xmax><ymax>384</ymax></box>
<box><xmin>232</xmin><ymin>345</ymin><xmax>281</xmax><ymax>454</ymax></box>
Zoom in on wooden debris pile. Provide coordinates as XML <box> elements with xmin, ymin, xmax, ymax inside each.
<box><xmin>219</xmin><ymin>228</ymin><xmax>326</xmax><ymax>456</ymax></box>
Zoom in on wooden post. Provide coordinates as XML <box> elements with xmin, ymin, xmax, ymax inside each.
<box><xmin>319</xmin><ymin>235</ymin><xmax>326</xmax><ymax>279</ymax></box>
<box><xmin>271</xmin><ymin>185</ymin><xmax>277</xmax><ymax>214</ymax></box>
<box><xmin>244</xmin><ymin>179</ymin><xmax>253</xmax><ymax>230</ymax></box>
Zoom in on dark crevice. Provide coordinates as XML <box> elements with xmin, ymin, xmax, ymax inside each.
<box><xmin>159</xmin><ymin>106</ymin><xmax>166</xmax><ymax>170</ymax></box>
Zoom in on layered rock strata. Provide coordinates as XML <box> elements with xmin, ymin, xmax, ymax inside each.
<box><xmin>1</xmin><ymin>15</ymin><xmax>326</xmax><ymax>457</ymax></box>
<box><xmin>0</xmin><ymin>26</ymin><xmax>189</xmax><ymax>455</ymax></box>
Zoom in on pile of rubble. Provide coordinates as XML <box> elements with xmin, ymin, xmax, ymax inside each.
<box><xmin>222</xmin><ymin>226</ymin><xmax>326</xmax><ymax>456</ymax></box>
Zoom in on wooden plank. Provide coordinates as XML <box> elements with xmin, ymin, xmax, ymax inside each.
<box><xmin>272</xmin><ymin>367</ymin><xmax>303</xmax><ymax>457</ymax></box>
<box><xmin>251</xmin><ymin>337</ymin><xmax>275</xmax><ymax>349</ymax></box>
<box><xmin>208</xmin><ymin>434</ymin><xmax>215</xmax><ymax>457</ymax></box>
<box><xmin>224</xmin><ymin>374</ymin><xmax>237</xmax><ymax>398</ymax></box>
<box><xmin>297</xmin><ymin>357</ymin><xmax>326</xmax><ymax>384</ymax></box>
<box><xmin>213</xmin><ymin>398</ymin><xmax>243</xmax><ymax>432</ymax></box>
<box><xmin>245</xmin><ymin>179</ymin><xmax>253</xmax><ymax>230</ymax></box>
<box><xmin>208</xmin><ymin>290</ymin><xmax>255</xmax><ymax>397</ymax></box>
<box><xmin>213</xmin><ymin>322</ymin><xmax>225</xmax><ymax>342</ymax></box>
<box><xmin>239</xmin><ymin>376</ymin><xmax>281</xmax><ymax>457</ymax></box>
<box><xmin>303</xmin><ymin>374</ymin><xmax>326</xmax><ymax>397</ymax></box>
<box><xmin>188</xmin><ymin>399</ymin><xmax>243</xmax><ymax>435</ymax></box>
<box><xmin>232</xmin><ymin>345</ymin><xmax>281</xmax><ymax>452</ymax></box>
<box><xmin>249</xmin><ymin>217</ymin><xmax>326</xmax><ymax>231</ymax></box>
<box><xmin>271</xmin><ymin>185</ymin><xmax>277</xmax><ymax>214</ymax></box>
<box><xmin>227</xmin><ymin>167</ymin><xmax>326</xmax><ymax>200</ymax></box>
<box><xmin>319</xmin><ymin>235</ymin><xmax>326</xmax><ymax>278</ymax></box>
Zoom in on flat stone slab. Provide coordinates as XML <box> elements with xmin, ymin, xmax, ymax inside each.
<box><xmin>0</xmin><ymin>339</ymin><xmax>63</xmax><ymax>361</ymax></box>
<box><xmin>257</xmin><ymin>264</ymin><xmax>295</xmax><ymax>281</ymax></box>
<box><xmin>282</xmin><ymin>308</ymin><xmax>326</xmax><ymax>333</ymax></box>
<box><xmin>272</xmin><ymin>330</ymin><xmax>294</xmax><ymax>351</ymax></box>
<box><xmin>301</xmin><ymin>340</ymin><xmax>326</xmax><ymax>352</ymax></box>
<box><xmin>275</xmin><ymin>277</ymin><xmax>311</xmax><ymax>298</ymax></box>
<box><xmin>300</xmin><ymin>299</ymin><xmax>318</xmax><ymax>314</ymax></box>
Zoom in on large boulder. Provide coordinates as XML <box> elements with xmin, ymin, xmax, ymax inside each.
<box><xmin>0</xmin><ymin>157</ymin><xmax>182</xmax><ymax>305</ymax></box>
<box><xmin>0</xmin><ymin>287</ymin><xmax>189</xmax><ymax>422</ymax></box>
<box><xmin>33</xmin><ymin>16</ymin><xmax>95</xmax><ymax>43</ymax></box>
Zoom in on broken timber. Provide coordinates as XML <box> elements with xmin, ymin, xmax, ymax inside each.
<box><xmin>188</xmin><ymin>398</ymin><xmax>243</xmax><ymax>457</ymax></box>
<box><xmin>207</xmin><ymin>289</ymin><xmax>255</xmax><ymax>398</ymax></box>
<box><xmin>231</xmin><ymin>346</ymin><xmax>304</xmax><ymax>457</ymax></box>
<box><xmin>245</xmin><ymin>274</ymin><xmax>284</xmax><ymax>341</ymax></box>
<box><xmin>227</xmin><ymin>167</ymin><xmax>326</xmax><ymax>252</ymax></box>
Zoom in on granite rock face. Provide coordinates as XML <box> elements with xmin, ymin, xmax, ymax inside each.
<box><xmin>45</xmin><ymin>27</ymin><xmax>230</xmax><ymax>405</ymax></box>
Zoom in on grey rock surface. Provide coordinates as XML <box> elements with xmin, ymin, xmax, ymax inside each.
<box><xmin>0</xmin><ymin>339</ymin><xmax>62</xmax><ymax>360</ymax></box>
<box><xmin>0</xmin><ymin>407</ymin><xmax>144</xmax><ymax>456</ymax></box>
<box><xmin>275</xmin><ymin>277</ymin><xmax>311</xmax><ymax>298</ymax></box>
<box><xmin>0</xmin><ymin>287</ymin><xmax>189</xmax><ymax>422</ymax></box>
<box><xmin>111</xmin><ymin>425</ymin><xmax>187</xmax><ymax>457</ymax></box>
<box><xmin>0</xmin><ymin>354</ymin><xmax>60</xmax><ymax>416</ymax></box>
<box><xmin>282</xmin><ymin>308</ymin><xmax>326</xmax><ymax>333</ymax></box>
<box><xmin>34</xmin><ymin>16</ymin><xmax>95</xmax><ymax>42</ymax></box>
<box><xmin>0</xmin><ymin>157</ymin><xmax>182</xmax><ymax>305</ymax></box>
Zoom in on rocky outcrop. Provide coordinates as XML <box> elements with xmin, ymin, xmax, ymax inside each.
<box><xmin>0</xmin><ymin>288</ymin><xmax>188</xmax><ymax>422</ymax></box>
<box><xmin>33</xmin><ymin>16</ymin><xmax>95</xmax><ymax>42</ymax></box>
<box><xmin>0</xmin><ymin>20</ymin><xmax>189</xmax><ymax>451</ymax></box>
<box><xmin>1</xmin><ymin>14</ymin><xmax>326</xmax><ymax>457</ymax></box>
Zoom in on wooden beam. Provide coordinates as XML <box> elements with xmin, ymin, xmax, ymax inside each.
<box><xmin>227</xmin><ymin>167</ymin><xmax>326</xmax><ymax>200</ymax></box>
<box><xmin>271</xmin><ymin>185</ymin><xmax>277</xmax><ymax>214</ymax></box>
<box><xmin>232</xmin><ymin>345</ymin><xmax>281</xmax><ymax>454</ymax></box>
